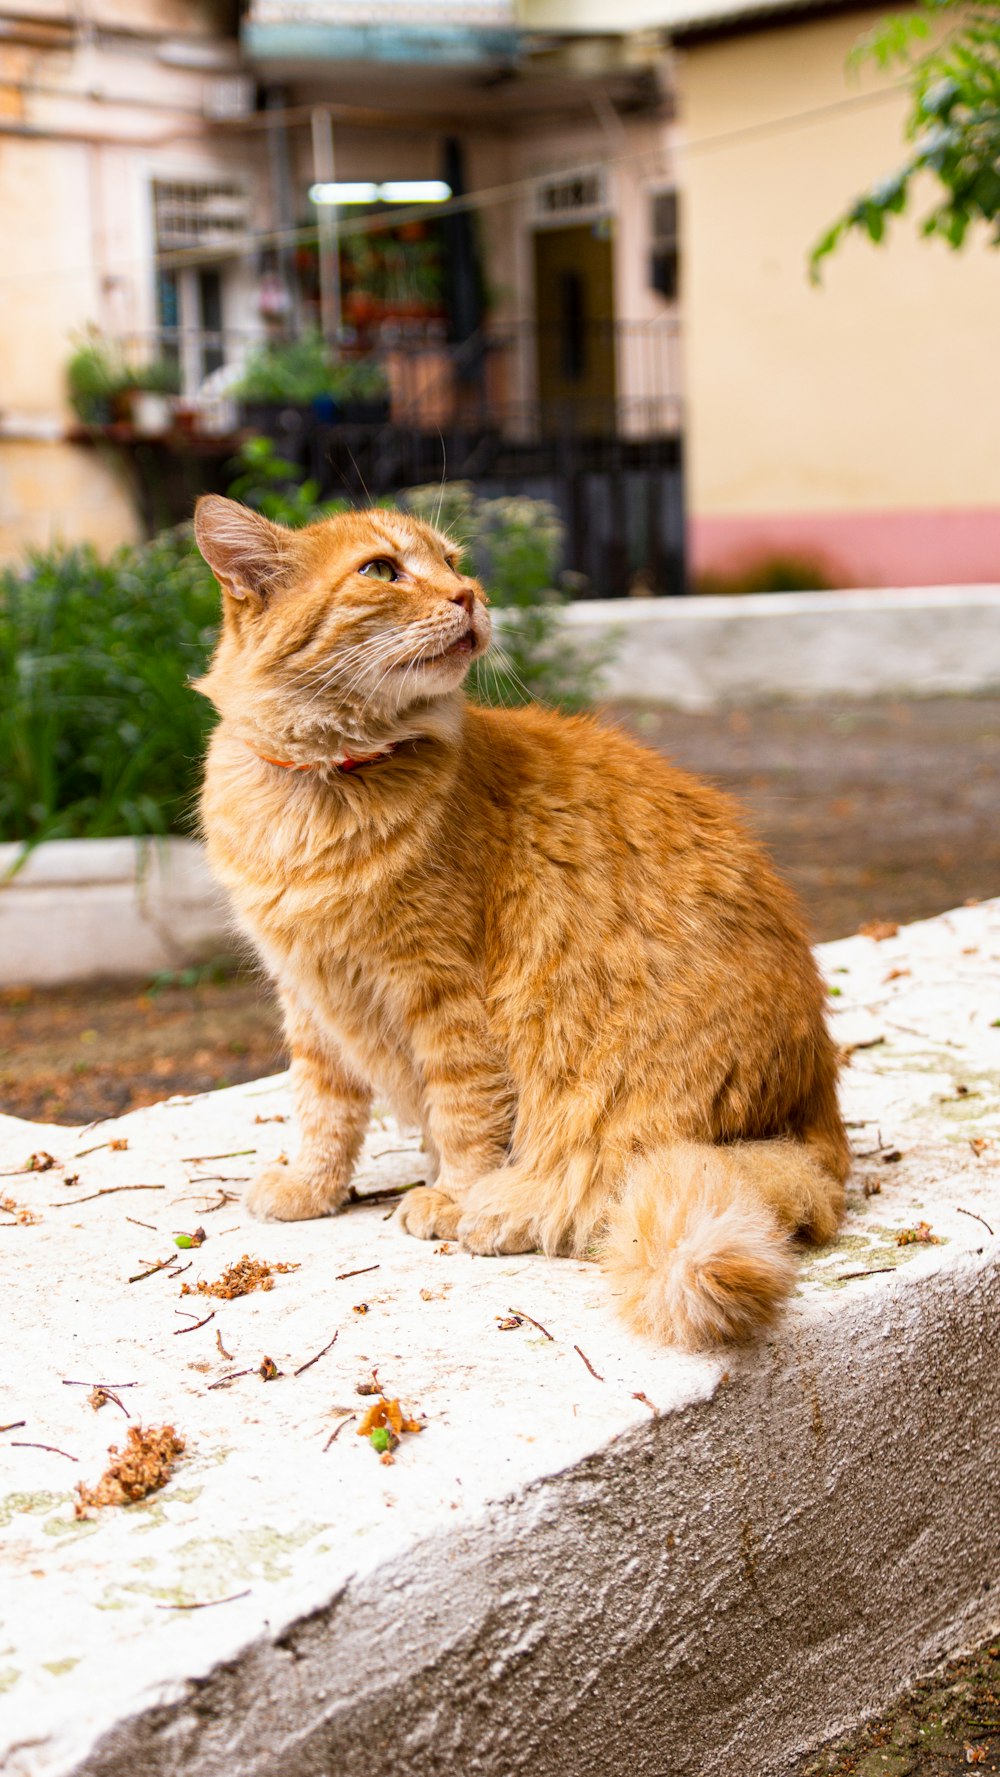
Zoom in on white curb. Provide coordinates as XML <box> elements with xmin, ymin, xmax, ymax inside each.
<box><xmin>1</xmin><ymin>901</ymin><xmax>999</xmax><ymax>1776</ymax></box>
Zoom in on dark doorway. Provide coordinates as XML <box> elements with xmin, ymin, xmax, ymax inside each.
<box><xmin>533</xmin><ymin>223</ymin><xmax>616</xmax><ymax>433</ymax></box>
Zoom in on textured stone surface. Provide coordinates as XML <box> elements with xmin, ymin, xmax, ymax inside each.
<box><xmin>2</xmin><ymin>903</ymin><xmax>999</xmax><ymax>1777</ymax></box>
<box><xmin>0</xmin><ymin>839</ymin><xmax>228</xmax><ymax>988</ymax></box>
<box><xmin>564</xmin><ymin>585</ymin><xmax>1000</xmax><ymax>708</ymax></box>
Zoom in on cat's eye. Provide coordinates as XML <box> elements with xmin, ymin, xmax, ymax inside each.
<box><xmin>359</xmin><ymin>558</ymin><xmax>398</xmax><ymax>582</ymax></box>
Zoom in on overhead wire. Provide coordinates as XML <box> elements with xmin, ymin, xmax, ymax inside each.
<box><xmin>0</xmin><ymin>74</ymin><xmax>907</xmax><ymax>288</ymax></box>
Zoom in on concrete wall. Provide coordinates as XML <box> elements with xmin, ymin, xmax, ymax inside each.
<box><xmin>0</xmin><ymin>838</ymin><xmax>230</xmax><ymax>987</ymax></box>
<box><xmin>565</xmin><ymin>585</ymin><xmax>1000</xmax><ymax>707</ymax></box>
<box><xmin>677</xmin><ymin>7</ymin><xmax>1000</xmax><ymax>587</ymax></box>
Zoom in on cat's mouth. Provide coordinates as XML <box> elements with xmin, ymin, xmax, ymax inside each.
<box><xmin>416</xmin><ymin>627</ymin><xmax>477</xmax><ymax>665</ymax></box>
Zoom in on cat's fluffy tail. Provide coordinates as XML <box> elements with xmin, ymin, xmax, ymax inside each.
<box><xmin>602</xmin><ymin>1138</ymin><xmax>843</xmax><ymax>1350</ymax></box>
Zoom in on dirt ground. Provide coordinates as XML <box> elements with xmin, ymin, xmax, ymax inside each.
<box><xmin>2</xmin><ymin>694</ymin><xmax>998</xmax><ymax>1129</ymax></box>
<box><xmin>1</xmin><ymin>693</ymin><xmax>998</xmax><ymax>1767</ymax></box>
<box><xmin>795</xmin><ymin>1641</ymin><xmax>1000</xmax><ymax>1775</ymax></box>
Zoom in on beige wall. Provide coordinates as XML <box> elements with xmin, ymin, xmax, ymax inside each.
<box><xmin>679</xmin><ymin>10</ymin><xmax>1000</xmax><ymax>535</ymax></box>
<box><xmin>0</xmin><ymin>440</ymin><xmax>140</xmax><ymax>556</ymax></box>
<box><xmin>0</xmin><ymin>2</ymin><xmax>267</xmax><ymax>561</ymax></box>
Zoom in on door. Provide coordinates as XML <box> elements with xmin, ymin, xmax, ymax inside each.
<box><xmin>533</xmin><ymin>223</ymin><xmax>616</xmax><ymax>433</ymax></box>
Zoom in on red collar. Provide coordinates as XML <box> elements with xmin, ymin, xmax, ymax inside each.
<box><xmin>252</xmin><ymin>743</ymin><xmax>398</xmax><ymax>775</ymax></box>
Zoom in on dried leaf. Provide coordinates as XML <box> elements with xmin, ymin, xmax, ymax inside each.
<box><xmin>894</xmin><ymin>1221</ymin><xmax>941</xmax><ymax>1246</ymax></box>
<box><xmin>75</xmin><ymin>1424</ymin><xmax>184</xmax><ymax>1515</ymax></box>
<box><xmin>180</xmin><ymin>1254</ymin><xmax>298</xmax><ymax>1299</ymax></box>
<box><xmin>859</xmin><ymin>919</ymin><xmax>899</xmax><ymax>941</ymax></box>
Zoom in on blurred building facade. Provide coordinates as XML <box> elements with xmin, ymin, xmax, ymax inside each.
<box><xmin>1</xmin><ymin>0</ymin><xmax>997</xmax><ymax>587</ymax></box>
<box><xmin>674</xmin><ymin>1</ymin><xmax>1000</xmax><ymax>589</ymax></box>
<box><xmin>0</xmin><ymin>1</ymin><xmax>263</xmax><ymax>554</ymax></box>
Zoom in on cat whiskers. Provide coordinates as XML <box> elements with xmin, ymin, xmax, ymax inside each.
<box><xmin>300</xmin><ymin>634</ymin><xmax>410</xmax><ymax>710</ymax></box>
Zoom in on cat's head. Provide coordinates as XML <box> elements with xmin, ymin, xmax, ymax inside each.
<box><xmin>193</xmin><ymin>497</ymin><xmax>491</xmax><ymax>752</ymax></box>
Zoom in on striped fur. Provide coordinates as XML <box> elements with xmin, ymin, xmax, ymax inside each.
<box><xmin>194</xmin><ymin>498</ymin><xmax>849</xmax><ymax>1348</ymax></box>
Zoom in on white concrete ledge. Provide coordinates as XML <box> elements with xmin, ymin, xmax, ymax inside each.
<box><xmin>563</xmin><ymin>584</ymin><xmax>1000</xmax><ymax>707</ymax></box>
<box><xmin>2</xmin><ymin>902</ymin><xmax>999</xmax><ymax>1775</ymax></box>
<box><xmin>0</xmin><ymin>838</ymin><xmax>230</xmax><ymax>987</ymax></box>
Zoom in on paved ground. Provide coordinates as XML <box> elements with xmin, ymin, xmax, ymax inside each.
<box><xmin>617</xmin><ymin>695</ymin><xmax>1000</xmax><ymax>944</ymax></box>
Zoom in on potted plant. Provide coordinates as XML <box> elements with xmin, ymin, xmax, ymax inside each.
<box><xmin>330</xmin><ymin>357</ymin><xmax>391</xmax><ymax>424</ymax></box>
<box><xmin>232</xmin><ymin>330</ymin><xmax>336</xmax><ymax>430</ymax></box>
<box><xmin>65</xmin><ymin>331</ymin><xmax>128</xmax><ymax>426</ymax></box>
<box><xmin>126</xmin><ymin>358</ymin><xmax>181</xmax><ymax>436</ymax></box>
<box><xmin>232</xmin><ymin>332</ymin><xmax>391</xmax><ymax>429</ymax></box>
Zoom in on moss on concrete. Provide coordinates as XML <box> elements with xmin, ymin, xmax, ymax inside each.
<box><xmin>798</xmin><ymin>1636</ymin><xmax>1000</xmax><ymax>1774</ymax></box>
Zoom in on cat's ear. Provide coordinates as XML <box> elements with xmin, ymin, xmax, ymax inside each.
<box><xmin>193</xmin><ymin>496</ymin><xmax>296</xmax><ymax>604</ymax></box>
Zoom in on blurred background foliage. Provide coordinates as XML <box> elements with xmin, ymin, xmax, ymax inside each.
<box><xmin>812</xmin><ymin>0</ymin><xmax>1000</xmax><ymax>274</ymax></box>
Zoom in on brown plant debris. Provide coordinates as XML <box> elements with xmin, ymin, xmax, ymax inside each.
<box><xmin>258</xmin><ymin>1356</ymin><xmax>281</xmax><ymax>1380</ymax></box>
<box><xmin>75</xmin><ymin>1138</ymin><xmax>129</xmax><ymax>1159</ymax></box>
<box><xmin>75</xmin><ymin>1423</ymin><xmax>185</xmax><ymax>1516</ymax></box>
<box><xmin>52</xmin><ymin>1184</ymin><xmax>164</xmax><ymax>1209</ymax></box>
<box><xmin>87</xmin><ymin>1386</ymin><xmax>129</xmax><ymax>1416</ymax></box>
<box><xmin>496</xmin><ymin>1315</ymin><xmax>523</xmax><ymax>1331</ymax></box>
<box><xmin>0</xmin><ymin>1195</ymin><xmax>40</xmax><ymax>1225</ymax></box>
<box><xmin>970</xmin><ymin>1136</ymin><xmax>993</xmax><ymax>1157</ymax></box>
<box><xmin>859</xmin><ymin>919</ymin><xmax>899</xmax><ymax>941</ymax></box>
<box><xmin>216</xmin><ymin>1327</ymin><xmax>233</xmax><ymax>1361</ymax></box>
<box><xmin>181</xmin><ymin>1254</ymin><xmax>299</xmax><ymax>1300</ymax></box>
<box><xmin>293</xmin><ymin>1332</ymin><xmax>338</xmax><ymax>1377</ymax></box>
<box><xmin>510</xmin><ymin>1307</ymin><xmax>554</xmax><ymax>1340</ymax></box>
<box><xmin>574</xmin><ymin>1344</ymin><xmax>605</xmax><ymax>1382</ymax></box>
<box><xmin>173</xmin><ymin>1309</ymin><xmax>215</xmax><ymax>1336</ymax></box>
<box><xmin>356</xmin><ymin>1396</ymin><xmax>423</xmax><ymax>1464</ymax></box>
<box><xmin>894</xmin><ymin>1221</ymin><xmax>942</xmax><ymax>1246</ymax></box>
<box><xmin>0</xmin><ymin>1150</ymin><xmax>56</xmax><ymax>1177</ymax></box>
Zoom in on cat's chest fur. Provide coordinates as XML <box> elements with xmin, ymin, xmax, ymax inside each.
<box><xmin>202</xmin><ymin>746</ymin><xmax>462</xmax><ymax>1076</ymax></box>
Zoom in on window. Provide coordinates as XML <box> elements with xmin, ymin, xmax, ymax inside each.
<box><xmin>152</xmin><ymin>180</ymin><xmax>249</xmax><ymax>390</ymax></box>
<box><xmin>650</xmin><ymin>190</ymin><xmax>679</xmax><ymax>303</ymax></box>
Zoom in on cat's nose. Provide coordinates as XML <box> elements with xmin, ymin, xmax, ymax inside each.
<box><xmin>449</xmin><ymin>586</ymin><xmax>475</xmax><ymax>616</ymax></box>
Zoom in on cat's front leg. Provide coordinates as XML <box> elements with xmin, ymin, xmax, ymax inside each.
<box><xmin>247</xmin><ymin>996</ymin><xmax>371</xmax><ymax>1222</ymax></box>
<box><xmin>393</xmin><ymin>973</ymin><xmax>514</xmax><ymax>1242</ymax></box>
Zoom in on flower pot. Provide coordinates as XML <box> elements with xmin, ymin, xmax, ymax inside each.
<box><xmin>131</xmin><ymin>392</ymin><xmax>173</xmax><ymax>437</ymax></box>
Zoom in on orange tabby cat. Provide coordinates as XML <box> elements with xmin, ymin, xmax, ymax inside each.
<box><xmin>193</xmin><ymin>495</ymin><xmax>849</xmax><ymax>1348</ymax></box>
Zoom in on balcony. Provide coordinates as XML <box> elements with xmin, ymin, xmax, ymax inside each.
<box><xmin>242</xmin><ymin>0</ymin><xmax>522</xmax><ymax>69</ymax></box>
<box><xmin>69</xmin><ymin>318</ymin><xmax>684</xmax><ymax>594</ymax></box>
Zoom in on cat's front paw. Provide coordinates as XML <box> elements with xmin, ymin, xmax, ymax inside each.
<box><xmin>456</xmin><ymin>1209</ymin><xmax>537</xmax><ymax>1256</ymax></box>
<box><xmin>396</xmin><ymin>1185</ymin><xmax>462</xmax><ymax>1241</ymax></box>
<box><xmin>245</xmin><ymin>1161</ymin><xmax>349</xmax><ymax>1222</ymax></box>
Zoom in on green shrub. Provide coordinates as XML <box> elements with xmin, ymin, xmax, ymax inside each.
<box><xmin>695</xmin><ymin>555</ymin><xmax>838</xmax><ymax>596</ymax></box>
<box><xmin>233</xmin><ymin>332</ymin><xmax>388</xmax><ymax>407</ymax></box>
<box><xmin>225</xmin><ymin>435</ymin><xmax>348</xmax><ymax>527</ymax></box>
<box><xmin>129</xmin><ymin>358</ymin><xmax>181</xmax><ymax>396</ymax></box>
<box><xmin>65</xmin><ymin>331</ymin><xmax>129</xmax><ymax>422</ymax></box>
<box><xmin>0</xmin><ymin>529</ymin><xmax>218</xmax><ymax>845</ymax></box>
